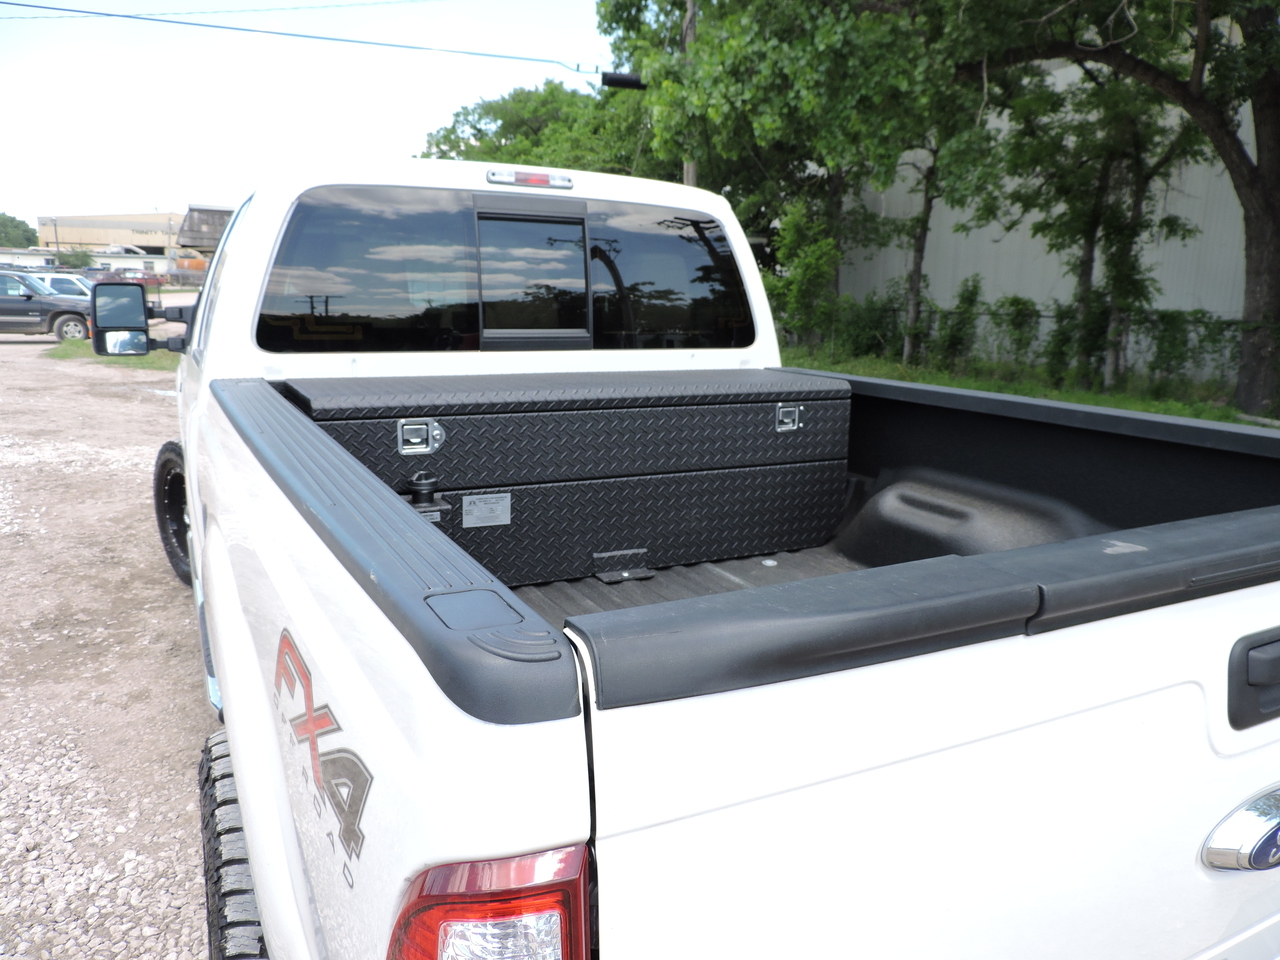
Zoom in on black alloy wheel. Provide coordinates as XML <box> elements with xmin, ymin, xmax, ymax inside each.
<box><xmin>154</xmin><ymin>441</ymin><xmax>193</xmax><ymax>585</ymax></box>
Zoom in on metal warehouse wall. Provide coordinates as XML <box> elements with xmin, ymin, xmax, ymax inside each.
<box><xmin>840</xmin><ymin>113</ymin><xmax>1252</xmax><ymax>319</ymax></box>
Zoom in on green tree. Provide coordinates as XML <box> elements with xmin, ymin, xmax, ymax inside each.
<box><xmin>56</xmin><ymin>249</ymin><xmax>94</xmax><ymax>269</ymax></box>
<box><xmin>765</xmin><ymin>201</ymin><xmax>843</xmax><ymax>348</ymax></box>
<box><xmin>603</xmin><ymin>0</ymin><xmax>1003</xmax><ymax>361</ymax></box>
<box><xmin>0</xmin><ymin>212</ymin><xmax>36</xmax><ymax>248</ymax></box>
<box><xmin>600</xmin><ymin>0</ymin><xmax>890</xmax><ymax>277</ymax></box>
<box><xmin>423</xmin><ymin>79</ymin><xmax>678</xmax><ymax>180</ymax></box>
<box><xmin>948</xmin><ymin>0</ymin><xmax>1280</xmax><ymax>411</ymax></box>
<box><xmin>932</xmin><ymin>274</ymin><xmax>983</xmax><ymax>371</ymax></box>
<box><xmin>968</xmin><ymin>67</ymin><xmax>1206</xmax><ymax>388</ymax></box>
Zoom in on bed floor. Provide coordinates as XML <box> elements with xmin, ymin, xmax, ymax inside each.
<box><xmin>514</xmin><ymin>543</ymin><xmax>862</xmax><ymax>626</ymax></box>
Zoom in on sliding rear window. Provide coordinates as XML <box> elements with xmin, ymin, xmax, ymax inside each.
<box><xmin>257</xmin><ymin>185</ymin><xmax>753</xmax><ymax>352</ymax></box>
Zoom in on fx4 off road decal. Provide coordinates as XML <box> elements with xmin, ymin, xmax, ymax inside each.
<box><xmin>274</xmin><ymin>630</ymin><xmax>373</xmax><ymax>869</ymax></box>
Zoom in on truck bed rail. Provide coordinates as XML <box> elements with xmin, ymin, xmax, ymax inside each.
<box><xmin>210</xmin><ymin>378</ymin><xmax>581</xmax><ymax>725</ymax></box>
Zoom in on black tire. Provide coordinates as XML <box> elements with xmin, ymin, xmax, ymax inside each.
<box><xmin>200</xmin><ymin>730</ymin><xmax>270</xmax><ymax>959</ymax></box>
<box><xmin>154</xmin><ymin>441</ymin><xmax>193</xmax><ymax>586</ymax></box>
<box><xmin>53</xmin><ymin>314</ymin><xmax>88</xmax><ymax>341</ymax></box>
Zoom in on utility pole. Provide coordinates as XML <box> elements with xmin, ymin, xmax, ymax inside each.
<box><xmin>51</xmin><ymin>217</ymin><xmax>60</xmax><ymax>257</ymax></box>
<box><xmin>681</xmin><ymin>0</ymin><xmax>697</xmax><ymax>187</ymax></box>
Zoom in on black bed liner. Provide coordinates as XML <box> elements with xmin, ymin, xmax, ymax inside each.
<box><xmin>214</xmin><ymin>371</ymin><xmax>1280</xmax><ymax>723</ymax></box>
<box><xmin>515</xmin><ymin>543</ymin><xmax>861</xmax><ymax>625</ymax></box>
<box><xmin>567</xmin><ymin>506</ymin><xmax>1280</xmax><ymax>709</ymax></box>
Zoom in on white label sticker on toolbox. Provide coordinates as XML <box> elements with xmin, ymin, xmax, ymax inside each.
<box><xmin>462</xmin><ymin>494</ymin><xmax>511</xmax><ymax>528</ymax></box>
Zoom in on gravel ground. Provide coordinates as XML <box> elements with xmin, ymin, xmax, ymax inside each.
<box><xmin>0</xmin><ymin>328</ymin><xmax>218</xmax><ymax>959</ymax></box>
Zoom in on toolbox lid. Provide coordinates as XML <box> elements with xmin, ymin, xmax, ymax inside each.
<box><xmin>281</xmin><ymin>369</ymin><xmax>850</xmax><ymax>420</ymax></box>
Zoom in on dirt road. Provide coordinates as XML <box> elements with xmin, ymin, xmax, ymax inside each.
<box><xmin>0</xmin><ymin>330</ymin><xmax>216</xmax><ymax>959</ymax></box>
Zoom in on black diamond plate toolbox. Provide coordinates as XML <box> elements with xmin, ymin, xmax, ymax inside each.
<box><xmin>317</xmin><ymin>401</ymin><xmax>848</xmax><ymax>490</ymax></box>
<box><xmin>282</xmin><ymin>370</ymin><xmax>852</xmax><ymax>585</ymax></box>
<box><xmin>434</xmin><ymin>461</ymin><xmax>849</xmax><ymax>586</ymax></box>
<box><xmin>286</xmin><ymin>369</ymin><xmax>850</xmax><ymax>491</ymax></box>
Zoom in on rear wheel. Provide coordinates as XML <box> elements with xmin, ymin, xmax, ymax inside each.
<box><xmin>54</xmin><ymin>314</ymin><xmax>88</xmax><ymax>341</ymax></box>
<box><xmin>200</xmin><ymin>730</ymin><xmax>270</xmax><ymax>959</ymax></box>
<box><xmin>154</xmin><ymin>441</ymin><xmax>192</xmax><ymax>585</ymax></box>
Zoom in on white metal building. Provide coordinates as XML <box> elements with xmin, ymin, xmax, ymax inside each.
<box><xmin>841</xmin><ymin>112</ymin><xmax>1251</xmax><ymax>319</ymax></box>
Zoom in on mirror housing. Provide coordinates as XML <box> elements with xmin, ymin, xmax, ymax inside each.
<box><xmin>91</xmin><ymin>283</ymin><xmax>151</xmax><ymax>355</ymax></box>
<box><xmin>90</xmin><ymin>283</ymin><xmax>192</xmax><ymax>355</ymax></box>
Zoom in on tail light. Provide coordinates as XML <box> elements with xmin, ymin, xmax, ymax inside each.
<box><xmin>387</xmin><ymin>844</ymin><xmax>590</xmax><ymax>960</ymax></box>
<box><xmin>486</xmin><ymin>169</ymin><xmax>575</xmax><ymax>189</ymax></box>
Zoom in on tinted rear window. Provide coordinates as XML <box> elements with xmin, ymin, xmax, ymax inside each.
<box><xmin>257</xmin><ymin>185</ymin><xmax>753</xmax><ymax>352</ymax></box>
<box><xmin>588</xmin><ymin>201</ymin><xmax>752</xmax><ymax>349</ymax></box>
<box><xmin>258</xmin><ymin>186</ymin><xmax>478</xmax><ymax>353</ymax></box>
<box><xmin>479</xmin><ymin>216</ymin><xmax>589</xmax><ymax>331</ymax></box>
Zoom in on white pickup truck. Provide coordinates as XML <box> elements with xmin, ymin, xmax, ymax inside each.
<box><xmin>91</xmin><ymin>159</ymin><xmax>1280</xmax><ymax>960</ymax></box>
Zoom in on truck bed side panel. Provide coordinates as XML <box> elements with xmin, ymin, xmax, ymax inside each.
<box><xmin>579</xmin><ymin>581</ymin><xmax>1280</xmax><ymax>959</ymax></box>
<box><xmin>199</xmin><ymin>392</ymin><xmax>590</xmax><ymax>958</ymax></box>
<box><xmin>814</xmin><ymin>371</ymin><xmax>1280</xmax><ymax>529</ymax></box>
<box><xmin>210</xmin><ymin>377</ymin><xmax>581</xmax><ymax>723</ymax></box>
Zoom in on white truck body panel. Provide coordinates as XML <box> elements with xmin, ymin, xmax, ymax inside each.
<box><xmin>200</xmin><ymin>384</ymin><xmax>590</xmax><ymax>956</ymax></box>
<box><xmin>203</xmin><ymin>524</ymin><xmax>321</xmax><ymax>960</ymax></box>
<box><xmin>578</xmin><ymin>583</ymin><xmax>1280</xmax><ymax>959</ymax></box>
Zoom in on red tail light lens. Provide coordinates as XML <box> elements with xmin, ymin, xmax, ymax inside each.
<box><xmin>387</xmin><ymin>844</ymin><xmax>590</xmax><ymax>960</ymax></box>
<box><xmin>486</xmin><ymin>169</ymin><xmax>575</xmax><ymax>189</ymax></box>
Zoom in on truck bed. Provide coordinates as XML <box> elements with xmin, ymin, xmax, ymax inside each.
<box><xmin>514</xmin><ymin>543</ymin><xmax>862</xmax><ymax>624</ymax></box>
<box><xmin>214</xmin><ymin>371</ymin><xmax>1280</xmax><ymax>723</ymax></box>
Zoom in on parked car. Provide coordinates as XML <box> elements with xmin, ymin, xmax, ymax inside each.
<box><xmin>29</xmin><ymin>272</ymin><xmax>93</xmax><ymax>297</ymax></box>
<box><xmin>0</xmin><ymin>272</ymin><xmax>90</xmax><ymax>339</ymax></box>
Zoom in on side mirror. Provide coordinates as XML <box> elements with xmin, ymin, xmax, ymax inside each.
<box><xmin>91</xmin><ymin>283</ymin><xmax>151</xmax><ymax>356</ymax></box>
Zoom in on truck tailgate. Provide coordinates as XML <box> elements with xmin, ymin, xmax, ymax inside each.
<box><xmin>576</xmin><ymin>581</ymin><xmax>1280</xmax><ymax>960</ymax></box>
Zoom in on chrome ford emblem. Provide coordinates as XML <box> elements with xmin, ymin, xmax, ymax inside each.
<box><xmin>1204</xmin><ymin>788</ymin><xmax>1280</xmax><ymax>870</ymax></box>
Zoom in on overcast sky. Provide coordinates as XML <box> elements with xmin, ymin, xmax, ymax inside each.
<box><xmin>0</xmin><ymin>0</ymin><xmax>614</xmax><ymax>229</ymax></box>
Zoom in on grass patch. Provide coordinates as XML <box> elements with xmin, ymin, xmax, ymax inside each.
<box><xmin>44</xmin><ymin>336</ymin><xmax>182</xmax><ymax>371</ymax></box>
<box><xmin>780</xmin><ymin>347</ymin><xmax>1254</xmax><ymax>426</ymax></box>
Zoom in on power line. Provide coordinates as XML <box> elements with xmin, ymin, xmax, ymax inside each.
<box><xmin>1</xmin><ymin>0</ymin><xmax>439</xmax><ymax>19</ymax></box>
<box><xmin>0</xmin><ymin>0</ymin><xmax>599</xmax><ymax>72</ymax></box>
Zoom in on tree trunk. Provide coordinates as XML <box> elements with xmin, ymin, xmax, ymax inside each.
<box><xmin>1076</xmin><ymin>230</ymin><xmax>1097</xmax><ymax>329</ymax></box>
<box><xmin>681</xmin><ymin>0</ymin><xmax>698</xmax><ymax>187</ymax></box>
<box><xmin>1234</xmin><ymin>11</ymin><xmax>1280</xmax><ymax>412</ymax></box>
<box><xmin>1105</xmin><ymin>156</ymin><xmax>1147</xmax><ymax>390</ymax></box>
<box><xmin>902</xmin><ymin>165</ymin><xmax>936</xmax><ymax>365</ymax></box>
<box><xmin>826</xmin><ymin>168</ymin><xmax>847</xmax><ymax>301</ymax></box>
<box><xmin>1074</xmin><ymin>159</ymin><xmax>1111</xmax><ymax>386</ymax></box>
<box><xmin>1237</xmin><ymin>212</ymin><xmax>1280</xmax><ymax>411</ymax></box>
<box><xmin>1074</xmin><ymin>236</ymin><xmax>1098</xmax><ymax>387</ymax></box>
<box><xmin>1102</xmin><ymin>303</ymin><xmax>1124</xmax><ymax>389</ymax></box>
